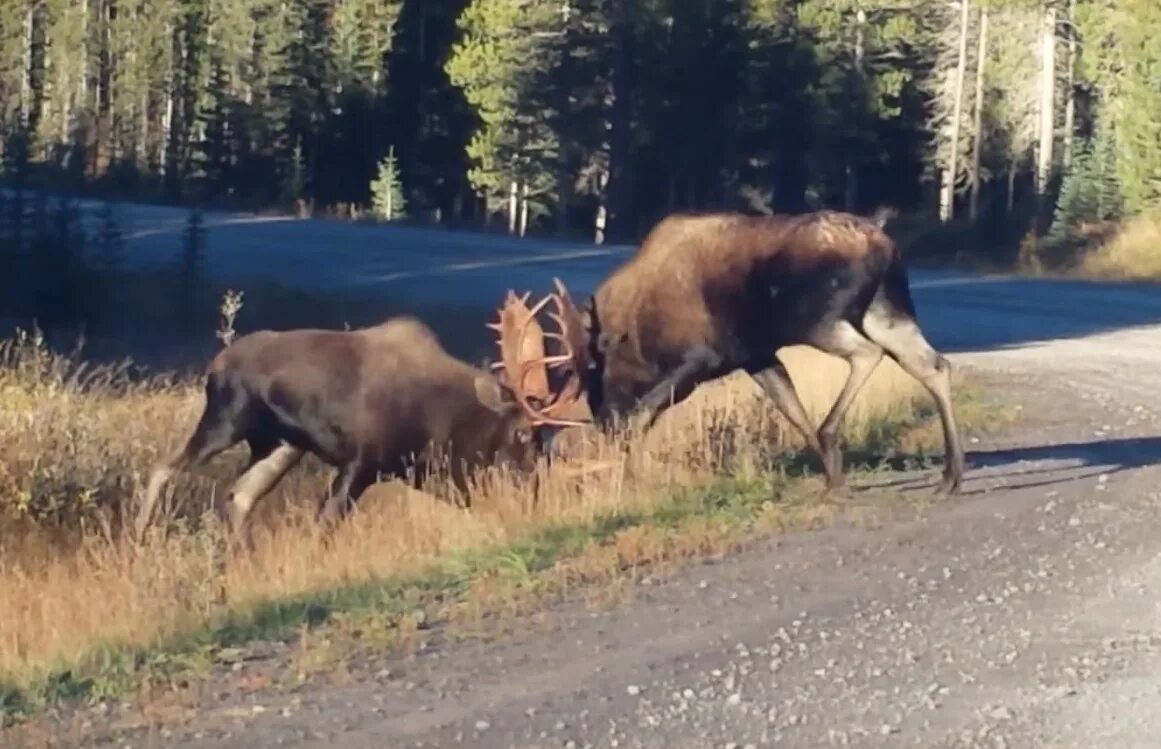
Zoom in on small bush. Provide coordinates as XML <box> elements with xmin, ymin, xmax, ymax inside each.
<box><xmin>1073</xmin><ymin>212</ymin><xmax>1161</xmax><ymax>280</ymax></box>
<box><xmin>370</xmin><ymin>144</ymin><xmax>408</xmax><ymax>222</ymax></box>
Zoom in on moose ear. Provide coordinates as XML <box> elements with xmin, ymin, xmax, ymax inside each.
<box><xmin>474</xmin><ymin>373</ymin><xmax>515</xmax><ymax>414</ymax></box>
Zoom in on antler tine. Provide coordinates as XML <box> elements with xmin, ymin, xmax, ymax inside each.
<box><xmin>524</xmin><ymin>293</ymin><xmax>553</xmax><ymax>321</ymax></box>
<box><xmin>487</xmin><ymin>283</ymin><xmax>595</xmax><ymax>429</ymax></box>
<box><xmin>522</xmin><ymin>278</ymin><xmax>591</xmax><ymax>424</ymax></box>
<box><xmin>490</xmin><ymin>288</ymin><xmax>560</xmax><ymax>426</ymax></box>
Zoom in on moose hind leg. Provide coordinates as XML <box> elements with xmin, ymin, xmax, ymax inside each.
<box><xmin>808</xmin><ymin>320</ymin><xmax>885</xmax><ymax>489</ymax></box>
<box><xmin>138</xmin><ymin>397</ymin><xmax>243</xmax><ymax>540</ymax></box>
<box><xmin>862</xmin><ymin>303</ymin><xmax>965</xmax><ymax>495</ymax></box>
<box><xmin>220</xmin><ymin>441</ymin><xmax>304</xmax><ymax>550</ymax></box>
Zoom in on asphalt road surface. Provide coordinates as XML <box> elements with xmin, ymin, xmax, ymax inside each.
<box><xmin>11</xmin><ymin>198</ymin><xmax>1161</xmax><ymax>748</ymax></box>
<box><xmin>24</xmin><ymin>195</ymin><xmax>1161</xmax><ymax>355</ymax></box>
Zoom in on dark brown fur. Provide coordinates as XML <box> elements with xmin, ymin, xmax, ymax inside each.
<box><xmin>138</xmin><ymin>317</ymin><xmax>551</xmax><ymax>545</ymax></box>
<box><xmin>566</xmin><ymin>209</ymin><xmax>965</xmax><ymax>494</ymax></box>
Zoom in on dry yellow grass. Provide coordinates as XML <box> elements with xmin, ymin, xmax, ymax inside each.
<box><xmin>1075</xmin><ymin>213</ymin><xmax>1161</xmax><ymax>280</ymax></box>
<box><xmin>0</xmin><ymin>327</ymin><xmax>931</xmax><ymax>704</ymax></box>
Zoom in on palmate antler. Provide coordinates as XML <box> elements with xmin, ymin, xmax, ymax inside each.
<box><xmin>487</xmin><ymin>280</ymin><xmax>590</xmax><ymax>428</ymax></box>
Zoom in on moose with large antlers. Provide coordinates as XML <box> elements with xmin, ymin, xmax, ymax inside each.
<box><xmin>137</xmin><ymin>291</ymin><xmax>587</xmax><ymax>546</ymax></box>
<box><xmin>529</xmin><ymin>208</ymin><xmax>966</xmax><ymax>495</ymax></box>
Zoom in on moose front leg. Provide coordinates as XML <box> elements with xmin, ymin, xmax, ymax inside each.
<box><xmin>748</xmin><ymin>360</ymin><xmax>834</xmax><ymax>487</ymax></box>
<box><xmin>632</xmin><ymin>345</ymin><xmax>725</xmax><ymax>433</ymax></box>
<box><xmin>220</xmin><ymin>442</ymin><xmax>304</xmax><ymax>551</ymax></box>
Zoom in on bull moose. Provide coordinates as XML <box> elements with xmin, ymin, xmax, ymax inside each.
<box><xmin>137</xmin><ymin>291</ymin><xmax>587</xmax><ymax>546</ymax></box>
<box><xmin>520</xmin><ymin>208</ymin><xmax>966</xmax><ymax>495</ymax></box>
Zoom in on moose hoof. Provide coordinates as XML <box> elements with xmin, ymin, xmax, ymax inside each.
<box><xmin>934</xmin><ymin>472</ymin><xmax>962</xmax><ymax>497</ymax></box>
<box><xmin>822</xmin><ymin>469</ymin><xmax>849</xmax><ymax>495</ymax></box>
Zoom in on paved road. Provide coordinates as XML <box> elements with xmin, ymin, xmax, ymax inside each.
<box><xmin>11</xmin><ymin>197</ymin><xmax>1161</xmax><ymax>748</ymax></box>
<box><xmin>24</xmin><ymin>195</ymin><xmax>1161</xmax><ymax>356</ymax></box>
<box><xmin>7</xmin><ymin>193</ymin><xmax>632</xmax><ymax>304</ymax></box>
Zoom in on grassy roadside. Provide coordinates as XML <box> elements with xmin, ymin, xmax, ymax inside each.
<box><xmin>0</xmin><ymin>474</ymin><xmax>799</xmax><ymax>718</ymax></box>
<box><xmin>0</xmin><ymin>366</ymin><xmax>999</xmax><ymax>728</ymax></box>
<box><xmin>891</xmin><ymin>208</ymin><xmax>1161</xmax><ymax>283</ymax></box>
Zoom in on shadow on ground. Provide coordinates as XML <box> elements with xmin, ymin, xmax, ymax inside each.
<box><xmin>857</xmin><ymin>435</ymin><xmax>1161</xmax><ymax>496</ymax></box>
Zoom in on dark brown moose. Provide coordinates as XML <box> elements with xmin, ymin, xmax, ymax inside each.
<box><xmin>137</xmin><ymin>291</ymin><xmax>587</xmax><ymax>546</ymax></box>
<box><xmin>529</xmin><ymin>208</ymin><xmax>966</xmax><ymax>495</ymax></box>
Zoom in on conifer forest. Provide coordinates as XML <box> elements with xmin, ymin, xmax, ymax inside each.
<box><xmin>0</xmin><ymin>0</ymin><xmax>1158</xmax><ymax>260</ymax></box>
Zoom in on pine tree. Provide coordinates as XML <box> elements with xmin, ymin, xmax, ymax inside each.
<box><xmin>0</xmin><ymin>127</ymin><xmax>30</xmax><ymax>260</ymax></box>
<box><xmin>370</xmin><ymin>144</ymin><xmax>407</xmax><ymax>220</ymax></box>
<box><xmin>280</xmin><ymin>139</ymin><xmax>307</xmax><ymax>209</ymax></box>
<box><xmin>177</xmin><ymin>208</ymin><xmax>207</xmax><ymax>335</ymax></box>
<box><xmin>445</xmin><ymin>0</ymin><xmax>565</xmax><ymax>225</ymax></box>
<box><xmin>1113</xmin><ymin>0</ymin><xmax>1161</xmax><ymax>212</ymax></box>
<box><xmin>1047</xmin><ymin>114</ymin><xmax>1124</xmax><ymax>242</ymax></box>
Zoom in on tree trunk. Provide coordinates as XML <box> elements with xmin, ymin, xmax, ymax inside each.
<box><xmin>162</xmin><ymin>103</ymin><xmax>175</xmax><ymax>182</ymax></box>
<box><xmin>21</xmin><ymin>5</ymin><xmax>33</xmax><ymax>126</ymax></box>
<box><xmin>845</xmin><ymin>7</ymin><xmax>867</xmax><ymax>212</ymax></box>
<box><xmin>594</xmin><ymin>170</ymin><xmax>608</xmax><ymax>245</ymax></box>
<box><xmin>1007</xmin><ymin>165</ymin><xmax>1016</xmax><ymax>214</ymax></box>
<box><xmin>103</xmin><ymin>0</ymin><xmax>114</xmax><ymax>170</ymax></box>
<box><xmin>80</xmin><ymin>0</ymin><xmax>89</xmax><ymax>108</ymax></box>
<box><xmin>508</xmin><ymin>179</ymin><xmax>518</xmax><ymax>234</ymax></box>
<box><xmin>555</xmin><ymin>164</ymin><xmax>571</xmax><ymax>235</ymax></box>
<box><xmin>605</xmin><ymin>0</ymin><xmax>635</xmax><ymax>240</ymax></box>
<box><xmin>1035</xmin><ymin>3</ymin><xmax>1056</xmax><ymax>198</ymax></box>
<box><xmin>1062</xmin><ymin>0</ymin><xmax>1077</xmax><ymax>171</ymax></box>
<box><xmin>940</xmin><ymin>0</ymin><xmax>971</xmax><ymax>223</ymax></box>
<box><xmin>555</xmin><ymin>1</ymin><xmax>573</xmax><ymax>236</ymax></box>
<box><xmin>969</xmin><ymin>7</ymin><xmax>988</xmax><ymax>222</ymax></box>
<box><xmin>137</xmin><ymin>67</ymin><xmax>149</xmax><ymax>168</ymax></box>
<box><xmin>519</xmin><ymin>180</ymin><xmax>529</xmax><ymax>237</ymax></box>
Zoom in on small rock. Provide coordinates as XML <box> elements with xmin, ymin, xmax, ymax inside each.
<box><xmin>474</xmin><ymin>719</ymin><xmax>490</xmax><ymax>732</ymax></box>
<box><xmin>627</xmin><ymin>685</ymin><xmax>642</xmax><ymax>696</ymax></box>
